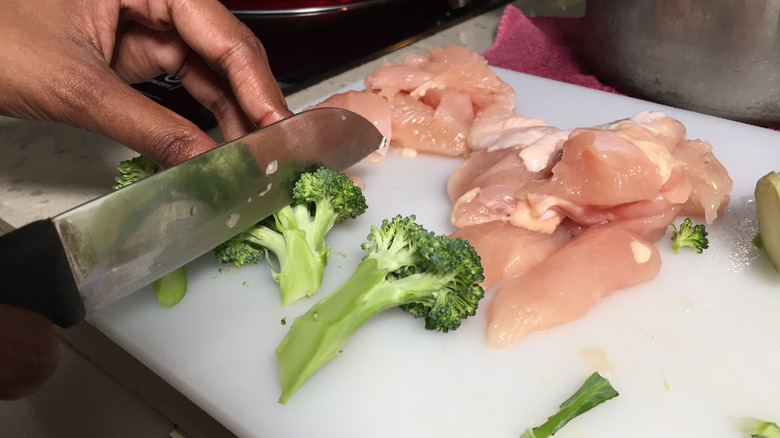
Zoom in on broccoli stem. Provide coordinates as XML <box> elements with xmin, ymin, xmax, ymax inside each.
<box><xmin>275</xmin><ymin>227</ymin><xmax>328</xmax><ymax>306</ymax></box>
<box><xmin>275</xmin><ymin>257</ymin><xmax>442</xmax><ymax>403</ymax></box>
<box><xmin>276</xmin><ymin>258</ymin><xmax>387</xmax><ymax>403</ymax></box>
<box><xmin>150</xmin><ymin>266</ymin><xmax>188</xmax><ymax>307</ymax></box>
<box><xmin>520</xmin><ymin>372</ymin><xmax>618</xmax><ymax>438</ymax></box>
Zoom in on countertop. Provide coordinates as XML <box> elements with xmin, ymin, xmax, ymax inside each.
<box><xmin>0</xmin><ymin>3</ymin><xmax>540</xmax><ymax>436</ymax></box>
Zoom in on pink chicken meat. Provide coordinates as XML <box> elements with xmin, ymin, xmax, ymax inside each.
<box><xmin>449</xmin><ymin>110</ymin><xmax>732</xmax><ymax>346</ymax></box>
<box><xmin>305</xmin><ymin>44</ymin><xmax>734</xmax><ymax>348</ymax></box>
<box><xmin>309</xmin><ymin>45</ymin><xmax>516</xmax><ymax>157</ymax></box>
<box><xmin>485</xmin><ymin>225</ymin><xmax>662</xmax><ymax>348</ymax></box>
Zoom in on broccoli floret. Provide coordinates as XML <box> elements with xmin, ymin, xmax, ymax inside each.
<box><xmin>275</xmin><ymin>214</ymin><xmax>485</xmax><ymax>403</ymax></box>
<box><xmin>670</xmin><ymin>217</ymin><xmax>709</xmax><ymax>254</ymax></box>
<box><xmin>113</xmin><ymin>155</ymin><xmax>160</xmax><ymax>189</ymax></box>
<box><xmin>113</xmin><ymin>155</ymin><xmax>187</xmax><ymax>306</ymax></box>
<box><xmin>214</xmin><ymin>167</ymin><xmax>367</xmax><ymax>306</ymax></box>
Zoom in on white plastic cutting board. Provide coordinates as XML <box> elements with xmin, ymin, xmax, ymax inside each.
<box><xmin>90</xmin><ymin>68</ymin><xmax>780</xmax><ymax>438</ymax></box>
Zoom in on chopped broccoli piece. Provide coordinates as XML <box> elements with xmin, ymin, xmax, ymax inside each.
<box><xmin>670</xmin><ymin>217</ymin><xmax>709</xmax><ymax>254</ymax></box>
<box><xmin>520</xmin><ymin>372</ymin><xmax>619</xmax><ymax>438</ymax></box>
<box><xmin>113</xmin><ymin>156</ymin><xmax>160</xmax><ymax>189</ymax></box>
<box><xmin>738</xmin><ymin>418</ymin><xmax>780</xmax><ymax>438</ymax></box>
<box><xmin>114</xmin><ymin>155</ymin><xmax>187</xmax><ymax>306</ymax></box>
<box><xmin>214</xmin><ymin>167</ymin><xmax>367</xmax><ymax>306</ymax></box>
<box><xmin>275</xmin><ymin>214</ymin><xmax>485</xmax><ymax>403</ymax></box>
<box><xmin>150</xmin><ymin>265</ymin><xmax>188</xmax><ymax>307</ymax></box>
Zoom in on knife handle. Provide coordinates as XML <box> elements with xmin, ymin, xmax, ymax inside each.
<box><xmin>0</xmin><ymin>220</ymin><xmax>85</xmax><ymax>328</ymax></box>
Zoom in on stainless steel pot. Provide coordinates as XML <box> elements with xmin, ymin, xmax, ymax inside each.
<box><xmin>583</xmin><ymin>0</ymin><xmax>780</xmax><ymax>126</ymax></box>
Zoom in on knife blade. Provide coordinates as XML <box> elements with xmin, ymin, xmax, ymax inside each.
<box><xmin>0</xmin><ymin>107</ymin><xmax>385</xmax><ymax>328</ymax></box>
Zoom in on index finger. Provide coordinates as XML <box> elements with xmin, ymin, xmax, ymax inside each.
<box><xmin>121</xmin><ymin>0</ymin><xmax>292</xmax><ymax>127</ymax></box>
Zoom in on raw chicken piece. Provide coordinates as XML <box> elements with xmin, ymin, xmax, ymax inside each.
<box><xmin>363</xmin><ymin>64</ymin><xmax>434</xmax><ymax>100</ymax></box>
<box><xmin>485</xmin><ymin>225</ymin><xmax>662</xmax><ymax>348</ymax></box>
<box><xmin>452</xmin><ymin>222</ymin><xmax>571</xmax><ymax>290</ymax></box>
<box><xmin>363</xmin><ymin>45</ymin><xmax>516</xmax><ymax>156</ymax></box>
<box><xmin>467</xmin><ymin>113</ymin><xmax>570</xmax><ymax>172</ymax></box>
<box><xmin>450</xmin><ymin>113</ymin><xmax>695</xmax><ymax>238</ymax></box>
<box><xmin>447</xmin><ymin>146</ymin><xmax>560</xmax><ymax>232</ymax></box>
<box><xmin>672</xmin><ymin>139</ymin><xmax>733</xmax><ymax>223</ymax></box>
<box><xmin>539</xmin><ymin>125</ymin><xmax>676</xmax><ymax>206</ymax></box>
<box><xmin>308</xmin><ymin>90</ymin><xmax>392</xmax><ymax>159</ymax></box>
<box><xmin>388</xmin><ymin>93</ymin><xmax>469</xmax><ymax>156</ymax></box>
<box><xmin>409</xmin><ymin>45</ymin><xmax>516</xmax><ymax>117</ymax></box>
<box><xmin>447</xmin><ymin>146</ymin><xmax>532</xmax><ymax>202</ymax></box>
<box><xmin>430</xmin><ymin>91</ymin><xmax>476</xmax><ymax>130</ymax></box>
<box><xmin>309</xmin><ymin>90</ymin><xmax>392</xmax><ymax>141</ymax></box>
<box><xmin>443</xmin><ymin>107</ymin><xmax>731</xmax><ymax>349</ymax></box>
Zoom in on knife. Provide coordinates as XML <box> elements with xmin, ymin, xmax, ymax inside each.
<box><xmin>0</xmin><ymin>107</ymin><xmax>385</xmax><ymax>328</ymax></box>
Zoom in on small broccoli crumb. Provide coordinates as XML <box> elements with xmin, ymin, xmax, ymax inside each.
<box><xmin>670</xmin><ymin>218</ymin><xmax>709</xmax><ymax>254</ymax></box>
<box><xmin>281</xmin><ymin>317</ymin><xmax>287</xmax><ymax>325</ymax></box>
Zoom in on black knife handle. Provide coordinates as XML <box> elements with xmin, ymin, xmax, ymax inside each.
<box><xmin>0</xmin><ymin>220</ymin><xmax>85</xmax><ymax>328</ymax></box>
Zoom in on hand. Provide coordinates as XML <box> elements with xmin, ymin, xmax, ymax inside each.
<box><xmin>0</xmin><ymin>0</ymin><xmax>293</xmax><ymax>167</ymax></box>
<box><xmin>0</xmin><ymin>304</ymin><xmax>60</xmax><ymax>400</ymax></box>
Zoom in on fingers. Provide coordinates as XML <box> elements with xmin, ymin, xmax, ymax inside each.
<box><xmin>121</xmin><ymin>0</ymin><xmax>293</xmax><ymax>127</ymax></box>
<box><xmin>43</xmin><ymin>52</ymin><xmax>219</xmax><ymax>166</ymax></box>
<box><xmin>0</xmin><ymin>0</ymin><xmax>292</xmax><ymax>166</ymax></box>
<box><xmin>0</xmin><ymin>304</ymin><xmax>61</xmax><ymax>400</ymax></box>
<box><xmin>111</xmin><ymin>21</ymin><xmax>257</xmax><ymax>142</ymax></box>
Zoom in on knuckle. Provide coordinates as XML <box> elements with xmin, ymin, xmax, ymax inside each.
<box><xmin>149</xmin><ymin>125</ymin><xmax>206</xmax><ymax>167</ymax></box>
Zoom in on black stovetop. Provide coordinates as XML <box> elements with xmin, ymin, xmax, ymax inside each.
<box><xmin>132</xmin><ymin>0</ymin><xmax>511</xmax><ymax>129</ymax></box>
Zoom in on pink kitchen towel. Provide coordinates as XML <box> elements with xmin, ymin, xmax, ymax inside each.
<box><xmin>482</xmin><ymin>5</ymin><xmax>618</xmax><ymax>94</ymax></box>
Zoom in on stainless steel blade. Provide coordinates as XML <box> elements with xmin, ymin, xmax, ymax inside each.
<box><xmin>53</xmin><ymin>108</ymin><xmax>384</xmax><ymax>313</ymax></box>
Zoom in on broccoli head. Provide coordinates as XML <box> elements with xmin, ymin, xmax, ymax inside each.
<box><xmin>670</xmin><ymin>217</ymin><xmax>709</xmax><ymax>254</ymax></box>
<box><xmin>275</xmin><ymin>214</ymin><xmax>485</xmax><ymax>403</ymax></box>
<box><xmin>214</xmin><ymin>167</ymin><xmax>367</xmax><ymax>305</ymax></box>
<box><xmin>113</xmin><ymin>155</ymin><xmax>160</xmax><ymax>189</ymax></box>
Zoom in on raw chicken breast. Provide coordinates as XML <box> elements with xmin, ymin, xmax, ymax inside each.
<box><xmin>468</xmin><ymin>113</ymin><xmax>570</xmax><ymax>172</ymax></box>
<box><xmin>452</xmin><ymin>222</ymin><xmax>571</xmax><ymax>290</ymax></box>
<box><xmin>364</xmin><ymin>64</ymin><xmax>434</xmax><ymax>100</ymax></box>
<box><xmin>450</xmin><ymin>112</ymin><xmax>696</xmax><ymax>238</ymax></box>
<box><xmin>309</xmin><ymin>90</ymin><xmax>392</xmax><ymax>162</ymax></box>
<box><xmin>408</xmin><ymin>45</ymin><xmax>517</xmax><ymax>117</ymax></box>
<box><xmin>539</xmin><ymin>125</ymin><xmax>675</xmax><ymax>207</ymax></box>
<box><xmin>447</xmin><ymin>146</ymin><xmax>559</xmax><ymax>232</ymax></box>
<box><xmin>362</xmin><ymin>45</ymin><xmax>516</xmax><ymax>156</ymax></box>
<box><xmin>485</xmin><ymin>225</ymin><xmax>661</xmax><ymax>348</ymax></box>
<box><xmin>308</xmin><ymin>90</ymin><xmax>392</xmax><ymax>142</ymax></box>
<box><xmin>388</xmin><ymin>93</ymin><xmax>470</xmax><ymax>156</ymax></box>
<box><xmin>672</xmin><ymin>139</ymin><xmax>733</xmax><ymax>223</ymax></box>
<box><xmin>447</xmin><ymin>146</ymin><xmax>532</xmax><ymax>202</ymax></box>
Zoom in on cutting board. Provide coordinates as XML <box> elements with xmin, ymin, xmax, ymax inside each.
<box><xmin>89</xmin><ymin>68</ymin><xmax>780</xmax><ymax>438</ymax></box>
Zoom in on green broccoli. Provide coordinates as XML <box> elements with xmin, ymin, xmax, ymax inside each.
<box><xmin>214</xmin><ymin>167</ymin><xmax>367</xmax><ymax>306</ymax></box>
<box><xmin>275</xmin><ymin>214</ymin><xmax>485</xmax><ymax>403</ymax></box>
<box><xmin>114</xmin><ymin>155</ymin><xmax>187</xmax><ymax>307</ymax></box>
<box><xmin>520</xmin><ymin>372</ymin><xmax>619</xmax><ymax>438</ymax></box>
<box><xmin>738</xmin><ymin>418</ymin><xmax>780</xmax><ymax>438</ymax></box>
<box><xmin>670</xmin><ymin>217</ymin><xmax>709</xmax><ymax>254</ymax></box>
<box><xmin>113</xmin><ymin>156</ymin><xmax>160</xmax><ymax>189</ymax></box>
